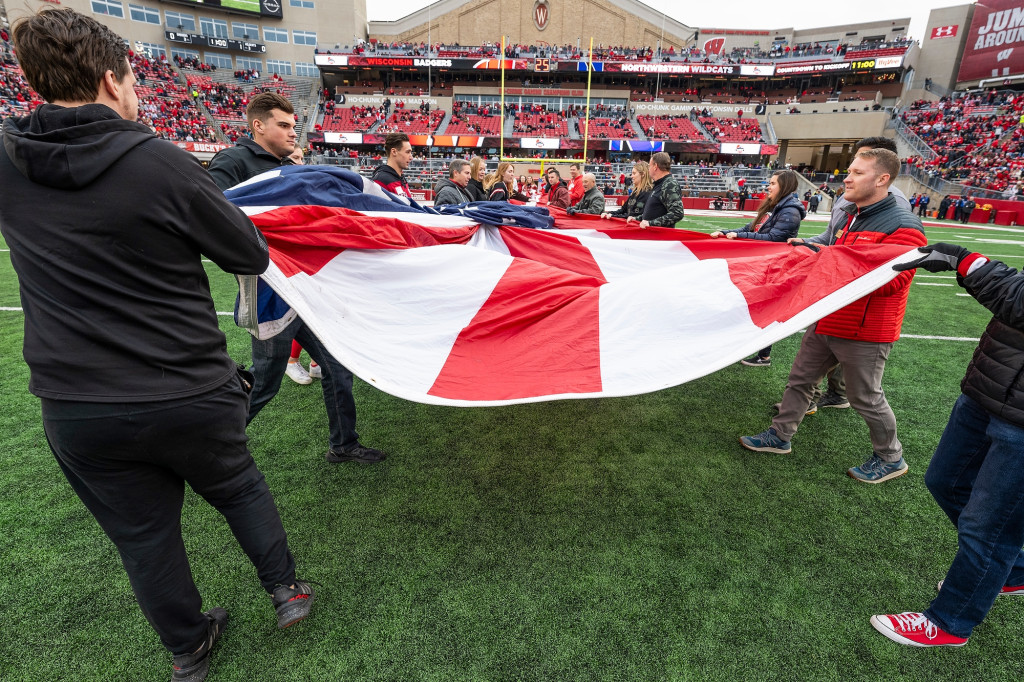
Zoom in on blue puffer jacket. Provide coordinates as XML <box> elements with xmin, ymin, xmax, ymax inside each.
<box><xmin>728</xmin><ymin>192</ymin><xmax>805</xmax><ymax>241</ymax></box>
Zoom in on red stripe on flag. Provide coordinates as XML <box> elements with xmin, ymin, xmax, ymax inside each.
<box><xmin>497</xmin><ymin>226</ymin><xmax>607</xmax><ymax>281</ymax></box>
<box><xmin>251</xmin><ymin>205</ymin><xmax>478</xmax><ymax>276</ymax></box>
<box><xmin>428</xmin><ymin>258</ymin><xmax>604</xmax><ymax>401</ymax></box>
<box><xmin>722</xmin><ymin>244</ymin><xmax>916</xmax><ymax>327</ymax></box>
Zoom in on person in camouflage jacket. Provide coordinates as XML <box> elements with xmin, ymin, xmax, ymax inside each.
<box><xmin>640</xmin><ymin>152</ymin><xmax>685</xmax><ymax>228</ymax></box>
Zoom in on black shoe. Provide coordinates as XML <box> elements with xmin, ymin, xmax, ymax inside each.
<box><xmin>817</xmin><ymin>392</ymin><xmax>851</xmax><ymax>409</ymax></box>
<box><xmin>740</xmin><ymin>355</ymin><xmax>771</xmax><ymax>367</ymax></box>
<box><xmin>171</xmin><ymin>607</ymin><xmax>227</xmax><ymax>682</ymax></box>
<box><xmin>272</xmin><ymin>580</ymin><xmax>316</xmax><ymax>629</ymax></box>
<box><xmin>325</xmin><ymin>443</ymin><xmax>387</xmax><ymax>464</ymax></box>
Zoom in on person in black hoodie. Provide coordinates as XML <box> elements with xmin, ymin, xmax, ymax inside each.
<box><xmin>0</xmin><ymin>9</ymin><xmax>313</xmax><ymax>681</ymax></box>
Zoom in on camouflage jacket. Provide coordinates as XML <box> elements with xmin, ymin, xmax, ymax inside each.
<box><xmin>642</xmin><ymin>173</ymin><xmax>685</xmax><ymax>227</ymax></box>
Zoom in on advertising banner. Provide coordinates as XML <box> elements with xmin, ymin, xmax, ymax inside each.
<box><xmin>324</xmin><ymin>132</ymin><xmax>364</xmax><ymax>144</ymax></box>
<box><xmin>608</xmin><ymin>140</ymin><xmax>665</xmax><ymax>152</ymax></box>
<box><xmin>719</xmin><ymin>143</ymin><xmax>762</xmax><ymax>155</ymax></box>
<box><xmin>957</xmin><ymin>0</ymin><xmax>1024</xmax><ymax>81</ymax></box>
<box><xmin>608</xmin><ymin>63</ymin><xmax>737</xmax><ymax>75</ymax></box>
<box><xmin>775</xmin><ymin>61</ymin><xmax>851</xmax><ymax>76</ymax></box>
<box><xmin>739</xmin><ymin>64</ymin><xmax>776</xmax><ymax>76</ymax></box>
<box><xmin>519</xmin><ymin>138</ymin><xmax>561</xmax><ymax>149</ymax></box>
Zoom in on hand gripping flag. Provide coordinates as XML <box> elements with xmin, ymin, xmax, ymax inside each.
<box><xmin>226</xmin><ymin>166</ymin><xmax>923</xmax><ymax>406</ymax></box>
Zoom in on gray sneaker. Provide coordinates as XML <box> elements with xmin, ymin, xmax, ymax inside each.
<box><xmin>817</xmin><ymin>392</ymin><xmax>850</xmax><ymax>409</ymax></box>
<box><xmin>848</xmin><ymin>454</ymin><xmax>908</xmax><ymax>483</ymax></box>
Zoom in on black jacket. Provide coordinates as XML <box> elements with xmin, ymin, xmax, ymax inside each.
<box><xmin>609</xmin><ymin>188</ymin><xmax>651</xmax><ymax>219</ymax></box>
<box><xmin>0</xmin><ymin>103</ymin><xmax>268</xmax><ymax>402</ymax></box>
<box><xmin>960</xmin><ymin>259</ymin><xmax>1024</xmax><ymax>427</ymax></box>
<box><xmin>467</xmin><ymin>177</ymin><xmax>487</xmax><ymax>201</ymax></box>
<box><xmin>207</xmin><ymin>137</ymin><xmax>288</xmax><ymax>190</ymax></box>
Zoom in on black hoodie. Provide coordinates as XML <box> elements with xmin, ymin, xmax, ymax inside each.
<box><xmin>0</xmin><ymin>104</ymin><xmax>269</xmax><ymax>402</ymax></box>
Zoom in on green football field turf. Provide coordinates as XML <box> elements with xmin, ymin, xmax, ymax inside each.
<box><xmin>2</xmin><ymin>214</ymin><xmax>1023</xmax><ymax>680</ymax></box>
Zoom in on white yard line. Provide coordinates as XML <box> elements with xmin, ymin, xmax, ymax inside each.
<box><xmin>902</xmin><ymin>334</ymin><xmax>980</xmax><ymax>341</ymax></box>
<box><xmin>915</xmin><ymin>282</ymin><xmax>953</xmax><ymax>286</ymax></box>
<box><xmin>0</xmin><ymin>307</ymin><xmax>235</xmax><ymax>316</ymax></box>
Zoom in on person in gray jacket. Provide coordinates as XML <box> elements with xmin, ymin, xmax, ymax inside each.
<box><xmin>788</xmin><ymin>136</ymin><xmax>911</xmax><ymax>411</ymax></box>
<box><xmin>433</xmin><ymin>159</ymin><xmax>475</xmax><ymax>207</ymax></box>
<box><xmin>567</xmin><ymin>173</ymin><xmax>606</xmax><ymax>215</ymax></box>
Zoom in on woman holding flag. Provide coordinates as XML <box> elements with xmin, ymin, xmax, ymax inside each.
<box><xmin>710</xmin><ymin>169</ymin><xmax>805</xmax><ymax>367</ymax></box>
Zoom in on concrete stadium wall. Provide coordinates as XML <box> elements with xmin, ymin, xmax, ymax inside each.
<box><xmin>369</xmin><ymin>0</ymin><xmax>695</xmax><ymax>52</ymax></box>
<box><xmin>770</xmin><ymin>111</ymin><xmax>889</xmax><ymax>142</ymax></box>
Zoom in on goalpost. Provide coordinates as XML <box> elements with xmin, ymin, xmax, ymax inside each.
<box><xmin>497</xmin><ymin>35</ymin><xmax>596</xmax><ymax>175</ymax></box>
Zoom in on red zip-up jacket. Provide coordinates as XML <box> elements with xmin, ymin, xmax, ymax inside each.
<box><xmin>815</xmin><ymin>194</ymin><xmax>926</xmax><ymax>343</ymax></box>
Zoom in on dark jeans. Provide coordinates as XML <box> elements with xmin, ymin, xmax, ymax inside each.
<box><xmin>923</xmin><ymin>393</ymin><xmax>1024</xmax><ymax>638</ymax></box>
<box><xmin>248</xmin><ymin>315</ymin><xmax>359</xmax><ymax>451</ymax></box>
<box><xmin>41</xmin><ymin>375</ymin><xmax>296</xmax><ymax>654</ymax></box>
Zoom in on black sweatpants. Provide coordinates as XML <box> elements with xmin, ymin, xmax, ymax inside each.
<box><xmin>40</xmin><ymin>373</ymin><xmax>296</xmax><ymax>654</ymax></box>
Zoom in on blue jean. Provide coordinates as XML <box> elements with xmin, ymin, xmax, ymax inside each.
<box><xmin>248</xmin><ymin>315</ymin><xmax>359</xmax><ymax>451</ymax></box>
<box><xmin>923</xmin><ymin>393</ymin><xmax>1024</xmax><ymax>638</ymax></box>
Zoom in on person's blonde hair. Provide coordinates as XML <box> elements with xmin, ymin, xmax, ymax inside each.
<box><xmin>484</xmin><ymin>162</ymin><xmax>513</xmax><ymax>192</ymax></box>
<box><xmin>469</xmin><ymin>156</ymin><xmax>485</xmax><ymax>179</ymax></box>
<box><xmin>632</xmin><ymin>161</ymin><xmax>653</xmax><ymax>194</ymax></box>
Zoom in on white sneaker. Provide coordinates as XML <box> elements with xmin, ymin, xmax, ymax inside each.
<box><xmin>308</xmin><ymin>362</ymin><xmax>322</xmax><ymax>379</ymax></box>
<box><xmin>285</xmin><ymin>360</ymin><xmax>312</xmax><ymax>385</ymax></box>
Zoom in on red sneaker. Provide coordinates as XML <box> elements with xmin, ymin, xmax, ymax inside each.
<box><xmin>870</xmin><ymin>612</ymin><xmax>968</xmax><ymax>647</ymax></box>
<box><xmin>938</xmin><ymin>579</ymin><xmax>1024</xmax><ymax>595</ymax></box>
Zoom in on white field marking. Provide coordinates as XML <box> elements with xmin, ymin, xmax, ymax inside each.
<box><xmin>0</xmin><ymin>249</ymin><xmax>9</xmax><ymax>252</ymax></box>
<box><xmin>915</xmin><ymin>282</ymin><xmax>953</xmax><ymax>286</ymax></box>
<box><xmin>973</xmin><ymin>238</ymin><xmax>1024</xmax><ymax>246</ymax></box>
<box><xmin>903</xmin><ymin>334</ymin><xmax>980</xmax><ymax>341</ymax></box>
<box><xmin>915</xmin><ymin>274</ymin><xmax>955</xmax><ymax>279</ymax></box>
<box><xmin>202</xmin><ymin>259</ymin><xmax>213</xmax><ymax>263</ymax></box>
<box><xmin>954</xmin><ymin>234</ymin><xmax>978</xmax><ymax>240</ymax></box>
<box><xmin>956</xmin><ymin>293</ymin><xmax>973</xmax><ymax>297</ymax></box>
<box><xmin>0</xmin><ymin>306</ymin><xmax>235</xmax><ymax>316</ymax></box>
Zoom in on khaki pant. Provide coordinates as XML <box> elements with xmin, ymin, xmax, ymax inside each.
<box><xmin>772</xmin><ymin>324</ymin><xmax>902</xmax><ymax>462</ymax></box>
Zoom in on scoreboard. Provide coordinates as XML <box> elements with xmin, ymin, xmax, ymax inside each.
<box><xmin>159</xmin><ymin>0</ymin><xmax>283</xmax><ymax>19</ymax></box>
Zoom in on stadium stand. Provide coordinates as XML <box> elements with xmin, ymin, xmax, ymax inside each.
<box><xmin>579</xmin><ymin>117</ymin><xmax>637</xmax><ymax>139</ymax></box>
<box><xmin>636</xmin><ymin>115</ymin><xmax>707</xmax><ymax>142</ymax></box>
<box><xmin>377</xmin><ymin>109</ymin><xmax>446</xmax><ymax>134</ymax></box>
<box><xmin>0</xmin><ymin>56</ymin><xmax>43</xmax><ymax>119</ymax></box>
<box><xmin>699</xmin><ymin>115</ymin><xmax>765</xmax><ymax>143</ymax></box>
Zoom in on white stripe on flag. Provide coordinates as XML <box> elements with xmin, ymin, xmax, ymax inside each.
<box><xmin>262</xmin><ymin>245</ymin><xmax>512</xmax><ymax>397</ymax></box>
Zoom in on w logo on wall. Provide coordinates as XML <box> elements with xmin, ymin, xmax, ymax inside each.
<box><xmin>534</xmin><ymin>0</ymin><xmax>550</xmax><ymax>31</ymax></box>
<box><xmin>704</xmin><ymin>38</ymin><xmax>726</xmax><ymax>55</ymax></box>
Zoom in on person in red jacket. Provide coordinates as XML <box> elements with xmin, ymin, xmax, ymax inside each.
<box><xmin>739</xmin><ymin>148</ymin><xmax>926</xmax><ymax>483</ymax></box>
<box><xmin>567</xmin><ymin>162</ymin><xmax>585</xmax><ymax>205</ymax></box>
<box><xmin>370</xmin><ymin>132</ymin><xmax>412</xmax><ymax>198</ymax></box>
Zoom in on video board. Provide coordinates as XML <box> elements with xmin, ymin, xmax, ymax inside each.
<box><xmin>160</xmin><ymin>0</ymin><xmax>283</xmax><ymax>19</ymax></box>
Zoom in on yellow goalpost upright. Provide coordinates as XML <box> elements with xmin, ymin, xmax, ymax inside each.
<box><xmin>497</xmin><ymin>35</ymin><xmax>595</xmax><ymax>175</ymax></box>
